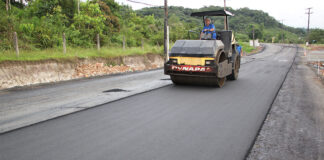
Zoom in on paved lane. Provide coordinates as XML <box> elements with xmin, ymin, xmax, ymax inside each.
<box><xmin>0</xmin><ymin>44</ymin><xmax>297</xmax><ymax>160</ymax></box>
<box><xmin>0</xmin><ymin>69</ymin><xmax>170</xmax><ymax>133</ymax></box>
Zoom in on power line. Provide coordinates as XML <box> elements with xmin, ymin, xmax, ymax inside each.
<box><xmin>126</xmin><ymin>0</ymin><xmax>160</xmax><ymax>7</ymax></box>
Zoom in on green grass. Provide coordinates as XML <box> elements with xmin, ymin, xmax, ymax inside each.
<box><xmin>0</xmin><ymin>41</ymin><xmax>266</xmax><ymax>62</ymax></box>
<box><xmin>240</xmin><ymin>42</ymin><xmax>256</xmax><ymax>53</ymax></box>
<box><xmin>300</xmin><ymin>44</ymin><xmax>324</xmax><ymax>50</ymax></box>
<box><xmin>0</xmin><ymin>45</ymin><xmax>163</xmax><ymax>62</ymax></box>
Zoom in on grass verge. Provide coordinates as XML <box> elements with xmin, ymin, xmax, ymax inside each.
<box><xmin>0</xmin><ymin>45</ymin><xmax>163</xmax><ymax>62</ymax></box>
<box><xmin>240</xmin><ymin>42</ymin><xmax>256</xmax><ymax>53</ymax></box>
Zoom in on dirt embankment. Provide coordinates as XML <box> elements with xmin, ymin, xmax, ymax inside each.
<box><xmin>0</xmin><ymin>54</ymin><xmax>164</xmax><ymax>90</ymax></box>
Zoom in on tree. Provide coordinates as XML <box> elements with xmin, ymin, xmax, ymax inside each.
<box><xmin>58</xmin><ymin>0</ymin><xmax>77</xmax><ymax>24</ymax></box>
<box><xmin>309</xmin><ymin>29</ymin><xmax>324</xmax><ymax>44</ymax></box>
<box><xmin>169</xmin><ymin>14</ymin><xmax>187</xmax><ymax>41</ymax></box>
<box><xmin>27</xmin><ymin>0</ymin><xmax>59</xmax><ymax>18</ymax></box>
<box><xmin>69</xmin><ymin>1</ymin><xmax>106</xmax><ymax>47</ymax></box>
<box><xmin>96</xmin><ymin>0</ymin><xmax>120</xmax><ymax>33</ymax></box>
<box><xmin>246</xmin><ymin>24</ymin><xmax>263</xmax><ymax>40</ymax></box>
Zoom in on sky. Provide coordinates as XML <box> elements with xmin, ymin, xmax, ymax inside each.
<box><xmin>114</xmin><ymin>0</ymin><xmax>324</xmax><ymax>29</ymax></box>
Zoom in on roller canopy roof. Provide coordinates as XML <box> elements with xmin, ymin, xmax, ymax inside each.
<box><xmin>191</xmin><ymin>10</ymin><xmax>234</xmax><ymax>17</ymax></box>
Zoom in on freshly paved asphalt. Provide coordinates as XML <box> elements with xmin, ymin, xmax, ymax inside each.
<box><xmin>0</xmin><ymin>44</ymin><xmax>297</xmax><ymax>160</ymax></box>
<box><xmin>0</xmin><ymin>68</ymin><xmax>170</xmax><ymax>133</ymax></box>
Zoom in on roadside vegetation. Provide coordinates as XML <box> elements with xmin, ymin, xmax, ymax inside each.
<box><xmin>306</xmin><ymin>44</ymin><xmax>324</xmax><ymax>51</ymax></box>
<box><xmin>0</xmin><ymin>45</ymin><xmax>163</xmax><ymax>62</ymax></box>
<box><xmin>1</xmin><ymin>0</ymin><xmax>323</xmax><ymax>62</ymax></box>
<box><xmin>239</xmin><ymin>42</ymin><xmax>255</xmax><ymax>53</ymax></box>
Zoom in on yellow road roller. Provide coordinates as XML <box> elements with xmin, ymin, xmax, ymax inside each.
<box><xmin>164</xmin><ymin>10</ymin><xmax>240</xmax><ymax>87</ymax></box>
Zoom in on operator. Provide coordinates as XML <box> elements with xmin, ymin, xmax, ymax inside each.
<box><xmin>200</xmin><ymin>18</ymin><xmax>216</xmax><ymax>40</ymax></box>
<box><xmin>236</xmin><ymin>43</ymin><xmax>243</xmax><ymax>56</ymax></box>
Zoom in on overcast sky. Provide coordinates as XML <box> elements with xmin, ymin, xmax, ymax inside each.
<box><xmin>114</xmin><ymin>0</ymin><xmax>324</xmax><ymax>29</ymax></box>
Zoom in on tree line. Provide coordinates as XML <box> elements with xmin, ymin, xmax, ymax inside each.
<box><xmin>1</xmin><ymin>0</ymin><xmax>323</xmax><ymax>52</ymax></box>
<box><xmin>137</xmin><ymin>5</ymin><xmax>315</xmax><ymax>44</ymax></box>
<box><xmin>0</xmin><ymin>0</ymin><xmax>165</xmax><ymax>51</ymax></box>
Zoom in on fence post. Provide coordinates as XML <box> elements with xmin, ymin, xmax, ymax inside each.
<box><xmin>123</xmin><ymin>35</ymin><xmax>126</xmax><ymax>50</ymax></box>
<box><xmin>141</xmin><ymin>38</ymin><xmax>144</xmax><ymax>50</ymax></box>
<box><xmin>318</xmin><ymin>59</ymin><xmax>320</xmax><ymax>76</ymax></box>
<box><xmin>97</xmin><ymin>34</ymin><xmax>100</xmax><ymax>51</ymax></box>
<box><xmin>62</xmin><ymin>33</ymin><xmax>66</xmax><ymax>54</ymax></box>
<box><xmin>13</xmin><ymin>32</ymin><xmax>19</xmax><ymax>57</ymax></box>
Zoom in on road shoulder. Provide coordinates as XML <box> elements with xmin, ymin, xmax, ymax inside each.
<box><xmin>247</xmin><ymin>47</ymin><xmax>324</xmax><ymax>159</ymax></box>
<box><xmin>0</xmin><ymin>69</ymin><xmax>171</xmax><ymax>134</ymax></box>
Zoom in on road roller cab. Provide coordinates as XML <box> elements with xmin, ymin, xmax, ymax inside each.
<box><xmin>164</xmin><ymin>10</ymin><xmax>240</xmax><ymax>87</ymax></box>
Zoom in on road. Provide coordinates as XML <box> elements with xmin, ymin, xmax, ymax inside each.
<box><xmin>0</xmin><ymin>44</ymin><xmax>298</xmax><ymax>160</ymax></box>
<box><xmin>248</xmin><ymin>48</ymin><xmax>324</xmax><ymax>159</ymax></box>
<box><xmin>0</xmin><ymin>68</ymin><xmax>170</xmax><ymax>133</ymax></box>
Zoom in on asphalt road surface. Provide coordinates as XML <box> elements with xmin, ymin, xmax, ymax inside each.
<box><xmin>0</xmin><ymin>44</ymin><xmax>298</xmax><ymax>160</ymax></box>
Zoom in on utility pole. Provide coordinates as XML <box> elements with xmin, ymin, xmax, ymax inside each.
<box><xmin>164</xmin><ymin>0</ymin><xmax>169</xmax><ymax>61</ymax></box>
<box><xmin>305</xmin><ymin>7</ymin><xmax>313</xmax><ymax>44</ymax></box>
<box><xmin>224</xmin><ymin>0</ymin><xmax>226</xmax><ymax>10</ymax></box>
<box><xmin>223</xmin><ymin>0</ymin><xmax>227</xmax><ymax>30</ymax></box>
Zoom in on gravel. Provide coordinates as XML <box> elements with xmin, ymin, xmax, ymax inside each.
<box><xmin>247</xmin><ymin>48</ymin><xmax>324</xmax><ymax>160</ymax></box>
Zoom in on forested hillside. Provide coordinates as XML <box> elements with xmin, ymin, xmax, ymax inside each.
<box><xmin>0</xmin><ymin>0</ymin><xmax>323</xmax><ymax>52</ymax></box>
<box><xmin>137</xmin><ymin>6</ymin><xmax>308</xmax><ymax>43</ymax></box>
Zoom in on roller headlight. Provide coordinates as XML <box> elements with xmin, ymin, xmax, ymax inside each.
<box><xmin>169</xmin><ymin>59</ymin><xmax>178</xmax><ymax>64</ymax></box>
<box><xmin>205</xmin><ymin>60</ymin><xmax>214</xmax><ymax>66</ymax></box>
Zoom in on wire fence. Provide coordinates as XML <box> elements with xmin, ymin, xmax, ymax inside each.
<box><xmin>9</xmin><ymin>32</ymin><xmax>148</xmax><ymax>58</ymax></box>
<box><xmin>305</xmin><ymin>47</ymin><xmax>324</xmax><ymax>79</ymax></box>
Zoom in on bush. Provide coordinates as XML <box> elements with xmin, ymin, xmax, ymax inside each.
<box><xmin>235</xmin><ymin>33</ymin><xmax>249</xmax><ymax>42</ymax></box>
<box><xmin>71</xmin><ymin>2</ymin><xmax>106</xmax><ymax>47</ymax></box>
